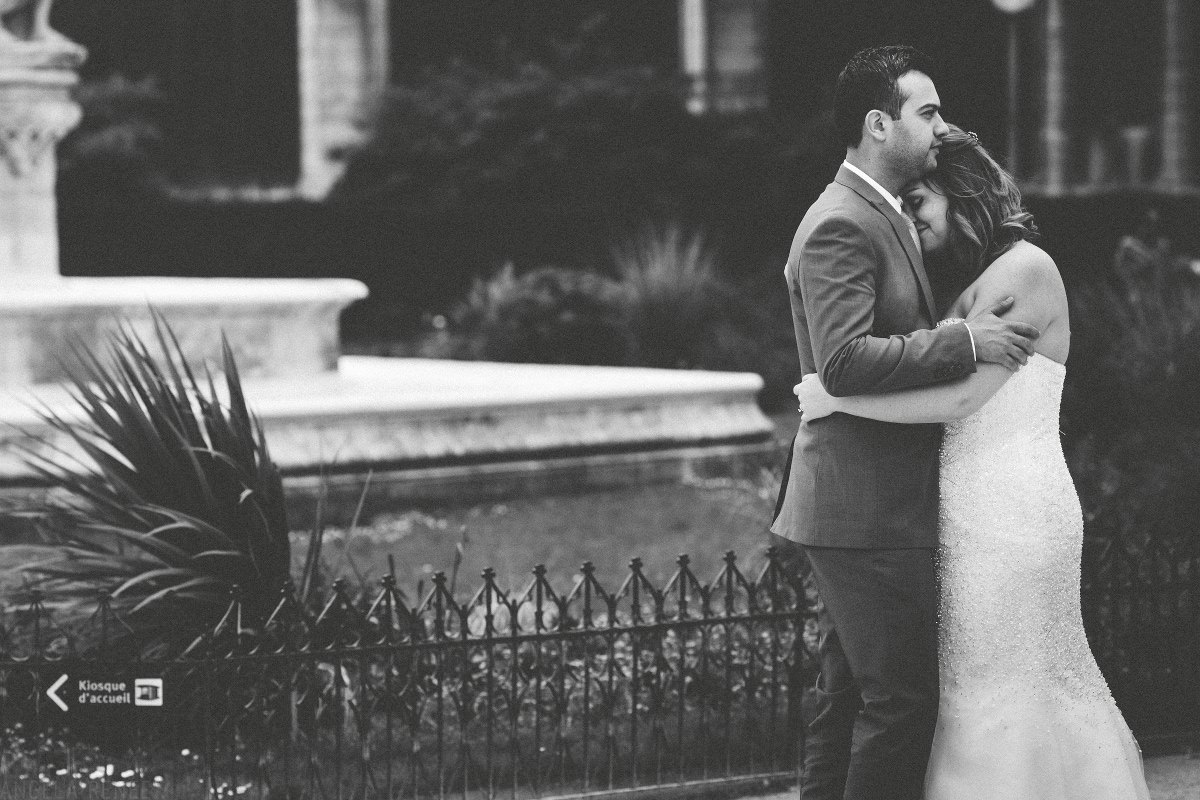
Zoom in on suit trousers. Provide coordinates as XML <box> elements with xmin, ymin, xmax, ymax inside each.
<box><xmin>774</xmin><ymin>536</ymin><xmax>939</xmax><ymax>800</ymax></box>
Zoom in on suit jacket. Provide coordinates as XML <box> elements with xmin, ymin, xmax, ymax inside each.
<box><xmin>771</xmin><ymin>165</ymin><xmax>976</xmax><ymax>549</ymax></box>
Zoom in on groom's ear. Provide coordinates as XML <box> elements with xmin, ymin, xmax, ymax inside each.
<box><xmin>864</xmin><ymin>110</ymin><xmax>889</xmax><ymax>143</ymax></box>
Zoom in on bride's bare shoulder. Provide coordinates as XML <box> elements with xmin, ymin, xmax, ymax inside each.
<box><xmin>989</xmin><ymin>239</ymin><xmax>1059</xmax><ymax>280</ymax></box>
<box><xmin>966</xmin><ymin>241</ymin><xmax>1067</xmax><ymax>328</ymax></box>
<box><xmin>976</xmin><ymin>242</ymin><xmax>1064</xmax><ymax>300</ymax></box>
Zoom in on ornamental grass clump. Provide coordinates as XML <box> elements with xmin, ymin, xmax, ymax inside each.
<box><xmin>0</xmin><ymin>314</ymin><xmax>292</xmax><ymax>656</ymax></box>
<box><xmin>610</xmin><ymin>221</ymin><xmax>798</xmax><ymax>405</ymax></box>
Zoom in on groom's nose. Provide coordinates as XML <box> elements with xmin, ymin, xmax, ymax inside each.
<box><xmin>933</xmin><ymin>116</ymin><xmax>949</xmax><ymax>138</ymax></box>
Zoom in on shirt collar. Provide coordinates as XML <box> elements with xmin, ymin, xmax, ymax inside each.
<box><xmin>842</xmin><ymin>160</ymin><xmax>903</xmax><ymax>215</ymax></box>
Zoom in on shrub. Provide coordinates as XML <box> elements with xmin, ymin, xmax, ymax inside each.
<box><xmin>421</xmin><ymin>224</ymin><xmax>799</xmax><ymax>409</ymax></box>
<box><xmin>1064</xmin><ymin>253</ymin><xmax>1200</xmax><ymax>547</ymax></box>
<box><xmin>332</xmin><ymin>55</ymin><xmax>833</xmax><ymax>232</ymax></box>
<box><xmin>328</xmin><ymin>56</ymin><xmax>834</xmax><ymax>324</ymax></box>
<box><xmin>58</xmin><ymin>74</ymin><xmax>172</xmax><ymax>197</ymax></box>
<box><xmin>330</xmin><ymin>60</ymin><xmax>697</xmax><ymax>220</ymax></box>
<box><xmin>422</xmin><ymin>263</ymin><xmax>636</xmax><ymax>365</ymax></box>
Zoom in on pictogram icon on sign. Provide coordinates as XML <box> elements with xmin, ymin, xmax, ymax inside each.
<box><xmin>134</xmin><ymin>678</ymin><xmax>163</xmax><ymax>707</ymax></box>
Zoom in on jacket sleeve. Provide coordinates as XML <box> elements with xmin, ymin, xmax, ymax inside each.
<box><xmin>796</xmin><ymin>215</ymin><xmax>976</xmax><ymax>397</ymax></box>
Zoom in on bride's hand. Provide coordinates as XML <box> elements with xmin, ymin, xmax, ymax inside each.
<box><xmin>794</xmin><ymin>373</ymin><xmax>838</xmax><ymax>423</ymax></box>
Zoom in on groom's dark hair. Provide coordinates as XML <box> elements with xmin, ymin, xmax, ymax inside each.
<box><xmin>835</xmin><ymin>45</ymin><xmax>938</xmax><ymax>148</ymax></box>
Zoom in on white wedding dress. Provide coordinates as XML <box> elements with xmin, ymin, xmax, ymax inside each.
<box><xmin>925</xmin><ymin>352</ymin><xmax>1150</xmax><ymax>799</ymax></box>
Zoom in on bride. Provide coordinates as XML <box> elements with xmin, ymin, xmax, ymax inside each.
<box><xmin>794</xmin><ymin>126</ymin><xmax>1150</xmax><ymax>800</ymax></box>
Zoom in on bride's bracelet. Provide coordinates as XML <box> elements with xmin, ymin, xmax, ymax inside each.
<box><xmin>937</xmin><ymin>317</ymin><xmax>966</xmax><ymax>328</ymax></box>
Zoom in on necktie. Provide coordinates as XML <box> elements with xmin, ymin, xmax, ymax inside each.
<box><xmin>903</xmin><ymin>213</ymin><xmax>921</xmax><ymax>251</ymax></box>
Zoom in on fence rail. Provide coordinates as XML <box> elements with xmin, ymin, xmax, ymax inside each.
<box><xmin>0</xmin><ymin>537</ymin><xmax>1196</xmax><ymax>799</ymax></box>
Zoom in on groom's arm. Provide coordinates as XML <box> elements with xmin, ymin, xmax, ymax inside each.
<box><xmin>796</xmin><ymin>215</ymin><xmax>975</xmax><ymax>397</ymax></box>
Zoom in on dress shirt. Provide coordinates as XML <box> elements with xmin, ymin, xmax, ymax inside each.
<box><xmin>842</xmin><ymin>160</ymin><xmax>903</xmax><ymax>215</ymax></box>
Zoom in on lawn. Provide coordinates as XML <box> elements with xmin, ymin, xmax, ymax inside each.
<box><xmin>292</xmin><ymin>470</ymin><xmax>783</xmax><ymax>601</ymax></box>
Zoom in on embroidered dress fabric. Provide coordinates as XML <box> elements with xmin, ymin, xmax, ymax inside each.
<box><xmin>925</xmin><ymin>353</ymin><xmax>1150</xmax><ymax>799</ymax></box>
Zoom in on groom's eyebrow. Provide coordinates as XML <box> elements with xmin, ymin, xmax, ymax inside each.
<box><xmin>918</xmin><ymin>102</ymin><xmax>941</xmax><ymax>115</ymax></box>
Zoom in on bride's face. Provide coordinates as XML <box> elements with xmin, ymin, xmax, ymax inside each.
<box><xmin>902</xmin><ymin>181</ymin><xmax>951</xmax><ymax>255</ymax></box>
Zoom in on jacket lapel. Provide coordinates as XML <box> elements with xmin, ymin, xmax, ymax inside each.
<box><xmin>834</xmin><ymin>166</ymin><xmax>938</xmax><ymax>322</ymax></box>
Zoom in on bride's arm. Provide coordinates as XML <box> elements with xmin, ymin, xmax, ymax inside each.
<box><xmin>796</xmin><ymin>244</ymin><xmax>1062</xmax><ymax>425</ymax></box>
<box><xmin>796</xmin><ymin>363</ymin><xmax>1013</xmax><ymax>423</ymax></box>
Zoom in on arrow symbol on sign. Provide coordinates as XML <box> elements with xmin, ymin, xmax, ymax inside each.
<box><xmin>47</xmin><ymin>674</ymin><xmax>68</xmax><ymax>712</ymax></box>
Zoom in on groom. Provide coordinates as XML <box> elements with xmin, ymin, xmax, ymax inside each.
<box><xmin>771</xmin><ymin>46</ymin><xmax>1039</xmax><ymax>800</ymax></box>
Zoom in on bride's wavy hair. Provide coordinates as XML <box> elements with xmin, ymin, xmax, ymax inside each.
<box><xmin>926</xmin><ymin>125</ymin><xmax>1037</xmax><ymax>280</ymax></box>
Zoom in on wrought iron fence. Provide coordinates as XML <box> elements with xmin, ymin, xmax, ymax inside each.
<box><xmin>0</xmin><ymin>550</ymin><xmax>813</xmax><ymax>799</ymax></box>
<box><xmin>0</xmin><ymin>535</ymin><xmax>1196</xmax><ymax>799</ymax></box>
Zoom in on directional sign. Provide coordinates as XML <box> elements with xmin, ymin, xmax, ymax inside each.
<box><xmin>44</xmin><ymin>672</ymin><xmax>165</xmax><ymax>715</ymax></box>
<box><xmin>47</xmin><ymin>673</ymin><xmax>68</xmax><ymax>712</ymax></box>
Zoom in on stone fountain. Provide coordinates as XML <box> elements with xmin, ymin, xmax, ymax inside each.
<box><xmin>0</xmin><ymin>4</ymin><xmax>775</xmax><ymax>513</ymax></box>
<box><xmin>0</xmin><ymin>6</ymin><xmax>365</xmax><ymax>384</ymax></box>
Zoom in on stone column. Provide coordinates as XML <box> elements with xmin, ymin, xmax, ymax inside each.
<box><xmin>991</xmin><ymin>0</ymin><xmax>1040</xmax><ymax>176</ymax></box>
<box><xmin>297</xmin><ymin>0</ymin><xmax>390</xmax><ymax>199</ymax></box>
<box><xmin>1086</xmin><ymin>135</ymin><xmax>1108</xmax><ymax>189</ymax></box>
<box><xmin>708</xmin><ymin>0</ymin><xmax>769</xmax><ymax>114</ymax></box>
<box><xmin>1157</xmin><ymin>0</ymin><xmax>1190</xmax><ymax>192</ymax></box>
<box><xmin>1041</xmin><ymin>0</ymin><xmax>1070</xmax><ymax>195</ymax></box>
<box><xmin>678</xmin><ymin>0</ymin><xmax>768</xmax><ymax>115</ymax></box>
<box><xmin>0</xmin><ymin>38</ymin><xmax>86</xmax><ymax>284</ymax></box>
<box><xmin>678</xmin><ymin>0</ymin><xmax>708</xmax><ymax>114</ymax></box>
<box><xmin>1006</xmin><ymin>18</ymin><xmax>1020</xmax><ymax>175</ymax></box>
<box><xmin>1041</xmin><ymin>0</ymin><xmax>1067</xmax><ymax>195</ymax></box>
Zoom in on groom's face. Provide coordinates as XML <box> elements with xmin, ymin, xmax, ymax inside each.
<box><xmin>888</xmin><ymin>71</ymin><xmax>949</xmax><ymax>181</ymax></box>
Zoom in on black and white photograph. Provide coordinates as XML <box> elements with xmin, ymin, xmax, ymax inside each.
<box><xmin>0</xmin><ymin>1</ymin><xmax>1196</xmax><ymax>798</ymax></box>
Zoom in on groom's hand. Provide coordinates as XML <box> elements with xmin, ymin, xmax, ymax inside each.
<box><xmin>966</xmin><ymin>296</ymin><xmax>1040</xmax><ymax>371</ymax></box>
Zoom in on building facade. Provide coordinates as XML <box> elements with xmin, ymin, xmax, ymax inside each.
<box><xmin>52</xmin><ymin>0</ymin><xmax>1197</xmax><ymax>199</ymax></box>
<box><xmin>680</xmin><ymin>0</ymin><xmax>1196</xmax><ymax>196</ymax></box>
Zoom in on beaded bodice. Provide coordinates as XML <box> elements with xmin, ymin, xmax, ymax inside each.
<box><xmin>941</xmin><ymin>353</ymin><xmax>1067</xmax><ymax>477</ymax></box>
<box><xmin>936</xmin><ymin>353</ymin><xmax>1109</xmax><ymax>704</ymax></box>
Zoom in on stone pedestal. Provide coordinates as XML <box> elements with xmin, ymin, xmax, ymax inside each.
<box><xmin>0</xmin><ymin>40</ymin><xmax>84</xmax><ymax>282</ymax></box>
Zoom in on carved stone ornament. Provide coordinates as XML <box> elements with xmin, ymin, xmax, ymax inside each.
<box><xmin>0</xmin><ymin>0</ymin><xmax>85</xmax><ymax>178</ymax></box>
<box><xmin>0</xmin><ymin>0</ymin><xmax>86</xmax><ymax>69</ymax></box>
<box><xmin>0</xmin><ymin>94</ymin><xmax>81</xmax><ymax>177</ymax></box>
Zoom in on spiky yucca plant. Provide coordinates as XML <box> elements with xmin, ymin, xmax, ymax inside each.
<box><xmin>2</xmin><ymin>314</ymin><xmax>291</xmax><ymax>655</ymax></box>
